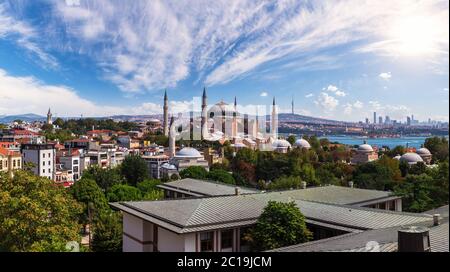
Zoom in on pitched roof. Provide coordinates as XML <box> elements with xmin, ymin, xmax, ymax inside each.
<box><xmin>157</xmin><ymin>178</ymin><xmax>259</xmax><ymax>197</ymax></box>
<box><xmin>110</xmin><ymin>190</ymin><xmax>431</xmax><ymax>234</ymax></box>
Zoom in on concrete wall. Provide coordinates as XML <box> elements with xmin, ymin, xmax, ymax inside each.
<box><xmin>157</xmin><ymin>227</ymin><xmax>185</xmax><ymax>252</ymax></box>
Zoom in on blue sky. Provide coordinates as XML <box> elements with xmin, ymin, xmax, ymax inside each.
<box><xmin>0</xmin><ymin>0</ymin><xmax>448</xmax><ymax>122</ymax></box>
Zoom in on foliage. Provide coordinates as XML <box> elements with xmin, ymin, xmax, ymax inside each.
<box><xmin>136</xmin><ymin>179</ymin><xmax>161</xmax><ymax>193</ymax></box>
<box><xmin>179</xmin><ymin>166</ymin><xmax>208</xmax><ymax>179</ymax></box>
<box><xmin>0</xmin><ymin>171</ymin><xmax>82</xmax><ymax>252</ymax></box>
<box><xmin>107</xmin><ymin>184</ymin><xmax>142</xmax><ymax>202</ymax></box>
<box><xmin>43</xmin><ymin>129</ymin><xmax>75</xmax><ymax>143</ymax></box>
<box><xmin>61</xmin><ymin>118</ymin><xmax>138</xmax><ymax>135</ymax></box>
<box><xmin>247</xmin><ymin>201</ymin><xmax>312</xmax><ymax>251</ymax></box>
<box><xmin>394</xmin><ymin>174</ymin><xmax>435</xmax><ymax>212</ymax></box>
<box><xmin>424</xmin><ymin>137</ymin><xmax>449</xmax><ymax>162</ymax></box>
<box><xmin>267</xmin><ymin>176</ymin><xmax>302</xmax><ymax>190</ymax></box>
<box><xmin>120</xmin><ymin>154</ymin><xmax>149</xmax><ymax>186</ymax></box>
<box><xmin>207</xmin><ymin>169</ymin><xmax>235</xmax><ymax>184</ymax></box>
<box><xmin>69</xmin><ymin>177</ymin><xmax>109</xmax><ymax>228</ymax></box>
<box><xmin>287</xmin><ymin>135</ymin><xmax>296</xmax><ymax>145</ymax></box>
<box><xmin>82</xmin><ymin>166</ymin><xmax>124</xmax><ymax>192</ymax></box>
<box><xmin>91</xmin><ymin>210</ymin><xmax>123</xmax><ymax>252</ymax></box>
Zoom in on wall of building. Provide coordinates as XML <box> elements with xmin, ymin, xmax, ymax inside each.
<box><xmin>157</xmin><ymin>227</ymin><xmax>185</xmax><ymax>252</ymax></box>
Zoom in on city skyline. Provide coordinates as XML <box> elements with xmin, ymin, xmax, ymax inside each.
<box><xmin>0</xmin><ymin>0</ymin><xmax>449</xmax><ymax>122</ymax></box>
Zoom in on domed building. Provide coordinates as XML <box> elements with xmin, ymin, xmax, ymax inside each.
<box><xmin>294</xmin><ymin>138</ymin><xmax>311</xmax><ymax>149</ymax></box>
<box><xmin>161</xmin><ymin>147</ymin><xmax>209</xmax><ymax>178</ymax></box>
<box><xmin>272</xmin><ymin>139</ymin><xmax>292</xmax><ymax>153</ymax></box>
<box><xmin>393</xmin><ymin>154</ymin><xmax>402</xmax><ymax>160</ymax></box>
<box><xmin>400</xmin><ymin>152</ymin><xmax>424</xmax><ymax>165</ymax></box>
<box><xmin>416</xmin><ymin>147</ymin><xmax>432</xmax><ymax>164</ymax></box>
<box><xmin>351</xmin><ymin>141</ymin><xmax>379</xmax><ymax>164</ymax></box>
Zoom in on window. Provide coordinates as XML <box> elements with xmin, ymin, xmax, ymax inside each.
<box><xmin>221</xmin><ymin>230</ymin><xmax>234</xmax><ymax>251</ymax></box>
<box><xmin>200</xmin><ymin>232</ymin><xmax>214</xmax><ymax>252</ymax></box>
<box><xmin>378</xmin><ymin>202</ymin><xmax>386</xmax><ymax>210</ymax></box>
<box><xmin>73</xmin><ymin>160</ymin><xmax>79</xmax><ymax>165</ymax></box>
<box><xmin>43</xmin><ymin>161</ymin><xmax>46</xmax><ymax>166</ymax></box>
<box><xmin>0</xmin><ymin>160</ymin><xmax>3</xmax><ymax>169</ymax></box>
<box><xmin>43</xmin><ymin>153</ymin><xmax>45</xmax><ymax>158</ymax></box>
<box><xmin>48</xmin><ymin>161</ymin><xmax>51</xmax><ymax>165</ymax></box>
<box><xmin>13</xmin><ymin>160</ymin><xmax>16</xmax><ymax>167</ymax></box>
<box><xmin>389</xmin><ymin>200</ymin><xmax>396</xmax><ymax>211</ymax></box>
<box><xmin>17</xmin><ymin>160</ymin><xmax>20</xmax><ymax>167</ymax></box>
<box><xmin>240</xmin><ymin>227</ymin><xmax>251</xmax><ymax>252</ymax></box>
<box><xmin>43</xmin><ymin>169</ymin><xmax>45</xmax><ymax>173</ymax></box>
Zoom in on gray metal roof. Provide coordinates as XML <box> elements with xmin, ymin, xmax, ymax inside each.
<box><xmin>111</xmin><ymin>189</ymin><xmax>431</xmax><ymax>234</ymax></box>
<box><xmin>423</xmin><ymin>205</ymin><xmax>449</xmax><ymax>218</ymax></box>
<box><xmin>157</xmin><ymin>178</ymin><xmax>260</xmax><ymax>196</ymax></box>
<box><xmin>270</xmin><ymin>211</ymin><xmax>448</xmax><ymax>252</ymax></box>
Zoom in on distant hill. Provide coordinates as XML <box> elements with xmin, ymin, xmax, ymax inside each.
<box><xmin>0</xmin><ymin>114</ymin><xmax>46</xmax><ymax>123</ymax></box>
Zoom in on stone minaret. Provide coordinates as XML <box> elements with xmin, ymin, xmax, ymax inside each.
<box><xmin>271</xmin><ymin>97</ymin><xmax>278</xmax><ymax>139</ymax></box>
<box><xmin>46</xmin><ymin>108</ymin><xmax>53</xmax><ymax>125</ymax></box>
<box><xmin>163</xmin><ymin>90</ymin><xmax>169</xmax><ymax>137</ymax></box>
<box><xmin>168</xmin><ymin>116</ymin><xmax>176</xmax><ymax>158</ymax></box>
<box><xmin>201</xmin><ymin>87</ymin><xmax>208</xmax><ymax>139</ymax></box>
<box><xmin>232</xmin><ymin>96</ymin><xmax>238</xmax><ymax>138</ymax></box>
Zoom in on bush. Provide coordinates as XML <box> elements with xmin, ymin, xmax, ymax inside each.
<box><xmin>179</xmin><ymin>166</ymin><xmax>208</xmax><ymax>179</ymax></box>
<box><xmin>107</xmin><ymin>184</ymin><xmax>142</xmax><ymax>202</ymax></box>
<box><xmin>207</xmin><ymin>169</ymin><xmax>235</xmax><ymax>184</ymax></box>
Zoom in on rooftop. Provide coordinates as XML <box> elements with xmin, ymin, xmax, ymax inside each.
<box><xmin>157</xmin><ymin>178</ymin><xmax>259</xmax><ymax>197</ymax></box>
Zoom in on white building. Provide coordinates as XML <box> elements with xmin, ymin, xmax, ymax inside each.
<box><xmin>21</xmin><ymin>143</ymin><xmax>56</xmax><ymax>180</ymax></box>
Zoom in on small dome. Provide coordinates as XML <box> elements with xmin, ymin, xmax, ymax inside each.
<box><xmin>175</xmin><ymin>147</ymin><xmax>202</xmax><ymax>158</ymax></box>
<box><xmin>416</xmin><ymin>148</ymin><xmax>431</xmax><ymax>156</ymax></box>
<box><xmin>400</xmin><ymin>152</ymin><xmax>424</xmax><ymax>164</ymax></box>
<box><xmin>272</xmin><ymin>139</ymin><xmax>292</xmax><ymax>149</ymax></box>
<box><xmin>147</xmin><ymin>118</ymin><xmax>161</xmax><ymax>123</ymax></box>
<box><xmin>161</xmin><ymin>163</ymin><xmax>177</xmax><ymax>170</ymax></box>
<box><xmin>393</xmin><ymin>155</ymin><xmax>401</xmax><ymax>160</ymax></box>
<box><xmin>358</xmin><ymin>144</ymin><xmax>374</xmax><ymax>152</ymax></box>
<box><xmin>294</xmin><ymin>138</ymin><xmax>311</xmax><ymax>149</ymax></box>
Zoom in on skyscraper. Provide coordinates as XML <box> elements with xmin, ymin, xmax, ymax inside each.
<box><xmin>407</xmin><ymin>116</ymin><xmax>411</xmax><ymax>126</ymax></box>
<box><xmin>379</xmin><ymin>116</ymin><xmax>383</xmax><ymax>124</ymax></box>
<box><xmin>365</xmin><ymin>118</ymin><xmax>369</xmax><ymax>124</ymax></box>
<box><xmin>373</xmin><ymin>112</ymin><xmax>377</xmax><ymax>124</ymax></box>
<box><xmin>385</xmin><ymin>116</ymin><xmax>391</xmax><ymax>124</ymax></box>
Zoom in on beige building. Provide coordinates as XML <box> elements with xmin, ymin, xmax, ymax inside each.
<box><xmin>351</xmin><ymin>142</ymin><xmax>378</xmax><ymax>164</ymax></box>
<box><xmin>0</xmin><ymin>147</ymin><xmax>22</xmax><ymax>173</ymax></box>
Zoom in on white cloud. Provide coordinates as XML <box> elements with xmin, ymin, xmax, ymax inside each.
<box><xmin>335</xmin><ymin>90</ymin><xmax>347</xmax><ymax>97</ymax></box>
<box><xmin>314</xmin><ymin>92</ymin><xmax>339</xmax><ymax>111</ymax></box>
<box><xmin>353</xmin><ymin>100</ymin><xmax>364</xmax><ymax>109</ymax></box>
<box><xmin>0</xmin><ymin>69</ymin><xmax>190</xmax><ymax>117</ymax></box>
<box><xmin>326</xmin><ymin>85</ymin><xmax>339</xmax><ymax>92</ymax></box>
<box><xmin>379</xmin><ymin>72</ymin><xmax>392</xmax><ymax>80</ymax></box>
<box><xmin>0</xmin><ymin>3</ymin><xmax>58</xmax><ymax>69</ymax></box>
<box><xmin>260</xmin><ymin>91</ymin><xmax>268</xmax><ymax>97</ymax></box>
<box><xmin>305</xmin><ymin>93</ymin><xmax>314</xmax><ymax>98</ymax></box>
<box><xmin>343</xmin><ymin>100</ymin><xmax>364</xmax><ymax>115</ymax></box>
<box><xmin>324</xmin><ymin>84</ymin><xmax>346</xmax><ymax>97</ymax></box>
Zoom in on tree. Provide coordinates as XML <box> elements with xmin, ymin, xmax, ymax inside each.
<box><xmin>91</xmin><ymin>210</ymin><xmax>122</xmax><ymax>252</ymax></box>
<box><xmin>267</xmin><ymin>176</ymin><xmax>302</xmax><ymax>190</ymax></box>
<box><xmin>207</xmin><ymin>169</ymin><xmax>235</xmax><ymax>184</ymax></box>
<box><xmin>82</xmin><ymin>166</ymin><xmax>124</xmax><ymax>192</ymax></box>
<box><xmin>287</xmin><ymin>135</ymin><xmax>296</xmax><ymax>145</ymax></box>
<box><xmin>424</xmin><ymin>137</ymin><xmax>449</xmax><ymax>162</ymax></box>
<box><xmin>69</xmin><ymin>178</ymin><xmax>109</xmax><ymax>231</ymax></box>
<box><xmin>107</xmin><ymin>184</ymin><xmax>142</xmax><ymax>202</ymax></box>
<box><xmin>179</xmin><ymin>166</ymin><xmax>208</xmax><ymax>179</ymax></box>
<box><xmin>136</xmin><ymin>179</ymin><xmax>161</xmax><ymax>193</ymax></box>
<box><xmin>54</xmin><ymin>117</ymin><xmax>65</xmax><ymax>127</ymax></box>
<box><xmin>247</xmin><ymin>201</ymin><xmax>312</xmax><ymax>251</ymax></box>
<box><xmin>120</xmin><ymin>154</ymin><xmax>149</xmax><ymax>186</ymax></box>
<box><xmin>394</xmin><ymin>174</ymin><xmax>435</xmax><ymax>212</ymax></box>
<box><xmin>0</xmin><ymin>171</ymin><xmax>82</xmax><ymax>252</ymax></box>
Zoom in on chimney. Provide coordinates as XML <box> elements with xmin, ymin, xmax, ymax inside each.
<box><xmin>433</xmin><ymin>214</ymin><xmax>440</xmax><ymax>226</ymax></box>
<box><xmin>348</xmin><ymin>181</ymin><xmax>354</xmax><ymax>188</ymax></box>
<box><xmin>235</xmin><ymin>187</ymin><xmax>240</xmax><ymax>196</ymax></box>
<box><xmin>301</xmin><ymin>181</ymin><xmax>307</xmax><ymax>189</ymax></box>
<box><xmin>398</xmin><ymin>226</ymin><xmax>431</xmax><ymax>252</ymax></box>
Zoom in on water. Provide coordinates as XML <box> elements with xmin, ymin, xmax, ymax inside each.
<box><xmin>319</xmin><ymin>136</ymin><xmax>429</xmax><ymax>149</ymax></box>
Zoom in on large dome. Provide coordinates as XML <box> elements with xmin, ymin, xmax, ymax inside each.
<box><xmin>294</xmin><ymin>138</ymin><xmax>311</xmax><ymax>149</ymax></box>
<box><xmin>416</xmin><ymin>148</ymin><xmax>431</xmax><ymax>156</ymax></box>
<box><xmin>400</xmin><ymin>152</ymin><xmax>424</xmax><ymax>164</ymax></box>
<box><xmin>175</xmin><ymin>147</ymin><xmax>202</xmax><ymax>158</ymax></box>
<box><xmin>358</xmin><ymin>144</ymin><xmax>374</xmax><ymax>152</ymax></box>
<box><xmin>272</xmin><ymin>139</ymin><xmax>292</xmax><ymax>149</ymax></box>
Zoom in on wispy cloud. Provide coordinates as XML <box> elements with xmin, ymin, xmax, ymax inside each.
<box><xmin>0</xmin><ymin>3</ymin><xmax>58</xmax><ymax>69</ymax></box>
<box><xmin>305</xmin><ymin>93</ymin><xmax>314</xmax><ymax>98</ymax></box>
<box><xmin>324</xmin><ymin>84</ymin><xmax>347</xmax><ymax>97</ymax></box>
<box><xmin>260</xmin><ymin>91</ymin><xmax>268</xmax><ymax>97</ymax></box>
<box><xmin>314</xmin><ymin>92</ymin><xmax>339</xmax><ymax>112</ymax></box>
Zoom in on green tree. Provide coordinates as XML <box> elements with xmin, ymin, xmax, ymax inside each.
<box><xmin>83</xmin><ymin>166</ymin><xmax>124</xmax><ymax>192</ymax></box>
<box><xmin>424</xmin><ymin>137</ymin><xmax>449</xmax><ymax>162</ymax></box>
<box><xmin>394</xmin><ymin>174</ymin><xmax>435</xmax><ymax>212</ymax></box>
<box><xmin>179</xmin><ymin>166</ymin><xmax>208</xmax><ymax>179</ymax></box>
<box><xmin>136</xmin><ymin>179</ymin><xmax>161</xmax><ymax>193</ymax></box>
<box><xmin>91</xmin><ymin>210</ymin><xmax>122</xmax><ymax>252</ymax></box>
<box><xmin>107</xmin><ymin>184</ymin><xmax>142</xmax><ymax>202</ymax></box>
<box><xmin>120</xmin><ymin>154</ymin><xmax>149</xmax><ymax>186</ymax></box>
<box><xmin>207</xmin><ymin>169</ymin><xmax>235</xmax><ymax>184</ymax></box>
<box><xmin>287</xmin><ymin>135</ymin><xmax>296</xmax><ymax>145</ymax></box>
<box><xmin>69</xmin><ymin>178</ymin><xmax>109</xmax><ymax>231</ymax></box>
<box><xmin>0</xmin><ymin>171</ymin><xmax>82</xmax><ymax>252</ymax></box>
<box><xmin>267</xmin><ymin>176</ymin><xmax>302</xmax><ymax>190</ymax></box>
<box><xmin>247</xmin><ymin>201</ymin><xmax>312</xmax><ymax>251</ymax></box>
<box><xmin>53</xmin><ymin>117</ymin><xmax>65</xmax><ymax>127</ymax></box>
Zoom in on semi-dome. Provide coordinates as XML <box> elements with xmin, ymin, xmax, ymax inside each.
<box><xmin>358</xmin><ymin>144</ymin><xmax>374</xmax><ymax>152</ymax></box>
<box><xmin>393</xmin><ymin>155</ymin><xmax>402</xmax><ymax>160</ymax></box>
<box><xmin>416</xmin><ymin>148</ymin><xmax>431</xmax><ymax>156</ymax></box>
<box><xmin>175</xmin><ymin>147</ymin><xmax>202</xmax><ymax>158</ymax></box>
<box><xmin>272</xmin><ymin>139</ymin><xmax>292</xmax><ymax>149</ymax></box>
<box><xmin>294</xmin><ymin>138</ymin><xmax>311</xmax><ymax>149</ymax></box>
<box><xmin>400</xmin><ymin>152</ymin><xmax>424</xmax><ymax>164</ymax></box>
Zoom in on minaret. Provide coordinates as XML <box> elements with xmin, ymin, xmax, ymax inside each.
<box><xmin>201</xmin><ymin>87</ymin><xmax>208</xmax><ymax>139</ymax></box>
<box><xmin>232</xmin><ymin>96</ymin><xmax>238</xmax><ymax>138</ymax></box>
<box><xmin>291</xmin><ymin>95</ymin><xmax>294</xmax><ymax>115</ymax></box>
<box><xmin>271</xmin><ymin>97</ymin><xmax>278</xmax><ymax>139</ymax></box>
<box><xmin>168</xmin><ymin>116</ymin><xmax>176</xmax><ymax>158</ymax></box>
<box><xmin>163</xmin><ymin>89</ymin><xmax>169</xmax><ymax>137</ymax></box>
<box><xmin>47</xmin><ymin>108</ymin><xmax>53</xmax><ymax>125</ymax></box>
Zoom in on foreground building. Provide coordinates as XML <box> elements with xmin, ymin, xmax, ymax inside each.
<box><xmin>111</xmin><ymin>185</ymin><xmax>412</xmax><ymax>252</ymax></box>
<box><xmin>21</xmin><ymin>143</ymin><xmax>55</xmax><ymax>180</ymax></box>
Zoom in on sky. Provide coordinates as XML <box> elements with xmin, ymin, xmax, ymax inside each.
<box><xmin>0</xmin><ymin>0</ymin><xmax>448</xmax><ymax>122</ymax></box>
